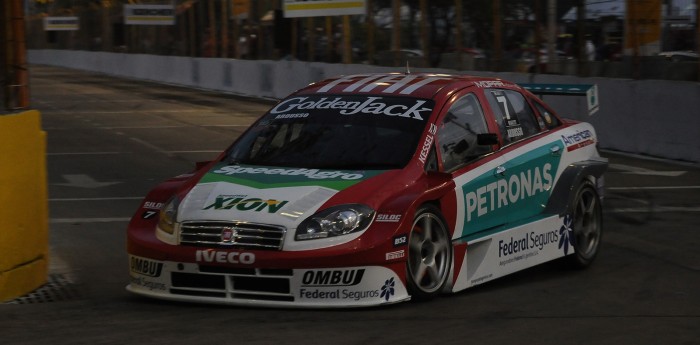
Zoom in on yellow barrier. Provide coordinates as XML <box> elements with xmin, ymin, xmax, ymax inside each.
<box><xmin>0</xmin><ymin>110</ymin><xmax>48</xmax><ymax>302</ymax></box>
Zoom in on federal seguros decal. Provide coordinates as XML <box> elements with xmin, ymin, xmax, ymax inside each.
<box><xmin>294</xmin><ymin>267</ymin><xmax>406</xmax><ymax>303</ymax></box>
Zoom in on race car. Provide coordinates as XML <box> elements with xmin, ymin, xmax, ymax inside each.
<box><xmin>127</xmin><ymin>72</ymin><xmax>607</xmax><ymax>307</ymax></box>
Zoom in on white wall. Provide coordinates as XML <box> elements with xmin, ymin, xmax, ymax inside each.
<box><xmin>28</xmin><ymin>50</ymin><xmax>700</xmax><ymax>163</ymax></box>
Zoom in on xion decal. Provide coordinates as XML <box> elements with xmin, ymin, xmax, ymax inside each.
<box><xmin>316</xmin><ymin>74</ymin><xmax>452</xmax><ymax>95</ymax></box>
<box><xmin>270</xmin><ymin>96</ymin><xmax>430</xmax><ymax>121</ymax></box>
<box><xmin>203</xmin><ymin>195</ymin><xmax>288</xmax><ymax>213</ymax></box>
<box><xmin>465</xmin><ymin>163</ymin><xmax>553</xmax><ymax>222</ymax></box>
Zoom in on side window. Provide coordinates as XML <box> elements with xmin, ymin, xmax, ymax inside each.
<box><xmin>533</xmin><ymin>101</ymin><xmax>561</xmax><ymax>129</ymax></box>
<box><xmin>437</xmin><ymin>93</ymin><xmax>492</xmax><ymax>171</ymax></box>
<box><xmin>486</xmin><ymin>89</ymin><xmax>540</xmax><ymax>144</ymax></box>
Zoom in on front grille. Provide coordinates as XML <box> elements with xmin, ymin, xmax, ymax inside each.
<box><xmin>180</xmin><ymin>221</ymin><xmax>286</xmax><ymax>250</ymax></box>
<box><xmin>170</xmin><ymin>268</ymin><xmax>295</xmax><ymax>302</ymax></box>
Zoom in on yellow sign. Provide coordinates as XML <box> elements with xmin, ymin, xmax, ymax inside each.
<box><xmin>232</xmin><ymin>0</ymin><xmax>250</xmax><ymax>19</ymax></box>
<box><xmin>625</xmin><ymin>0</ymin><xmax>661</xmax><ymax>54</ymax></box>
<box><xmin>283</xmin><ymin>0</ymin><xmax>366</xmax><ymax>18</ymax></box>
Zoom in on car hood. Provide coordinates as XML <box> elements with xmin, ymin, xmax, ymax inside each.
<box><xmin>178</xmin><ymin>163</ymin><xmax>389</xmax><ymax>229</ymax></box>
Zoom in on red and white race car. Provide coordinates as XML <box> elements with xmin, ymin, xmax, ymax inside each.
<box><xmin>127</xmin><ymin>73</ymin><xmax>607</xmax><ymax>307</ymax></box>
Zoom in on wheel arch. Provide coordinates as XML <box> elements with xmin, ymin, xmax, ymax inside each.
<box><xmin>544</xmin><ymin>159</ymin><xmax>607</xmax><ymax>216</ymax></box>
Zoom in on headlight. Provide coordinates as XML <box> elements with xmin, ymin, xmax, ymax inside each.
<box><xmin>295</xmin><ymin>204</ymin><xmax>374</xmax><ymax>241</ymax></box>
<box><xmin>157</xmin><ymin>196</ymin><xmax>180</xmax><ymax>234</ymax></box>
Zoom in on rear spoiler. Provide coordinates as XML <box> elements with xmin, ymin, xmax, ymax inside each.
<box><xmin>519</xmin><ymin>83</ymin><xmax>599</xmax><ymax>116</ymax></box>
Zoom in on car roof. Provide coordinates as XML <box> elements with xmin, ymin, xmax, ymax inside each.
<box><xmin>296</xmin><ymin>73</ymin><xmax>519</xmax><ymax>99</ymax></box>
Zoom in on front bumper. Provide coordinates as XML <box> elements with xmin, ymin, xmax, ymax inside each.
<box><xmin>127</xmin><ymin>254</ymin><xmax>410</xmax><ymax>308</ymax></box>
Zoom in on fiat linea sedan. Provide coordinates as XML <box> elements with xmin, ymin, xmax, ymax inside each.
<box><xmin>127</xmin><ymin>73</ymin><xmax>607</xmax><ymax>307</ymax></box>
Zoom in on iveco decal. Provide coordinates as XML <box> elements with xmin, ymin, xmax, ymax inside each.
<box><xmin>195</xmin><ymin>250</ymin><xmax>255</xmax><ymax>264</ymax></box>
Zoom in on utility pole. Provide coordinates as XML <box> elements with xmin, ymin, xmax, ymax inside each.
<box><xmin>3</xmin><ymin>0</ymin><xmax>30</xmax><ymax>110</ymax></box>
<box><xmin>367</xmin><ymin>0</ymin><xmax>375</xmax><ymax>64</ymax></box>
<box><xmin>392</xmin><ymin>0</ymin><xmax>401</xmax><ymax>67</ymax></box>
<box><xmin>493</xmin><ymin>0</ymin><xmax>502</xmax><ymax>71</ymax></box>
<box><xmin>697</xmin><ymin>0</ymin><xmax>700</xmax><ymax>81</ymax></box>
<box><xmin>455</xmin><ymin>0</ymin><xmax>463</xmax><ymax>70</ymax></box>
<box><xmin>576</xmin><ymin>0</ymin><xmax>586</xmax><ymax>76</ymax></box>
<box><xmin>547</xmin><ymin>0</ymin><xmax>557</xmax><ymax>73</ymax></box>
<box><xmin>420</xmin><ymin>0</ymin><xmax>427</xmax><ymax>67</ymax></box>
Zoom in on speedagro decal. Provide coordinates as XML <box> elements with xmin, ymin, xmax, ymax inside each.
<box><xmin>270</xmin><ymin>96</ymin><xmax>431</xmax><ymax>120</ymax></box>
<box><xmin>201</xmin><ymin>163</ymin><xmax>385</xmax><ymax>191</ymax></box>
<box><xmin>203</xmin><ymin>194</ymin><xmax>288</xmax><ymax>213</ymax></box>
<box><xmin>214</xmin><ymin>165</ymin><xmax>364</xmax><ymax>180</ymax></box>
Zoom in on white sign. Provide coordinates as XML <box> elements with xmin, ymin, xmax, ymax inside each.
<box><xmin>283</xmin><ymin>0</ymin><xmax>366</xmax><ymax>18</ymax></box>
<box><xmin>44</xmin><ymin>17</ymin><xmax>79</xmax><ymax>31</ymax></box>
<box><xmin>124</xmin><ymin>4</ymin><xmax>175</xmax><ymax>25</ymax></box>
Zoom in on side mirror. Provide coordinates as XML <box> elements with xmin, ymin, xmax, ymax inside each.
<box><xmin>477</xmin><ymin>133</ymin><xmax>499</xmax><ymax>146</ymax></box>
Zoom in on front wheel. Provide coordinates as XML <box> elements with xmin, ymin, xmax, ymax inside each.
<box><xmin>406</xmin><ymin>205</ymin><xmax>452</xmax><ymax>300</ymax></box>
<box><xmin>566</xmin><ymin>181</ymin><xmax>603</xmax><ymax>268</ymax></box>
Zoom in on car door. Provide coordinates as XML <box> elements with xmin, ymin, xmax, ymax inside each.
<box><xmin>434</xmin><ymin>89</ymin><xmax>509</xmax><ymax>241</ymax></box>
<box><xmin>481</xmin><ymin>88</ymin><xmax>564</xmax><ymax>226</ymax></box>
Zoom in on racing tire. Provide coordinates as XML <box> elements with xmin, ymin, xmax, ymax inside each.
<box><xmin>566</xmin><ymin>180</ymin><xmax>603</xmax><ymax>268</ymax></box>
<box><xmin>406</xmin><ymin>205</ymin><xmax>452</xmax><ymax>300</ymax></box>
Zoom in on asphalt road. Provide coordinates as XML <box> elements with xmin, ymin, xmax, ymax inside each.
<box><xmin>1</xmin><ymin>65</ymin><xmax>698</xmax><ymax>345</ymax></box>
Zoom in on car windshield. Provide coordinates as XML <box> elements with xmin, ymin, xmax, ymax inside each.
<box><xmin>227</xmin><ymin>94</ymin><xmax>434</xmax><ymax>170</ymax></box>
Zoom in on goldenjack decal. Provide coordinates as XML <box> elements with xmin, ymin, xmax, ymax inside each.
<box><xmin>201</xmin><ymin>163</ymin><xmax>386</xmax><ymax>191</ymax></box>
<box><xmin>270</xmin><ymin>96</ymin><xmax>432</xmax><ymax>121</ymax></box>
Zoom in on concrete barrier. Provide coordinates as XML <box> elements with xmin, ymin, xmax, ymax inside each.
<box><xmin>27</xmin><ymin>50</ymin><xmax>700</xmax><ymax>163</ymax></box>
<box><xmin>0</xmin><ymin>110</ymin><xmax>48</xmax><ymax>302</ymax></box>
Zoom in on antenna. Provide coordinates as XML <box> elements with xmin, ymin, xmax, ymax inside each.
<box><xmin>405</xmin><ymin>61</ymin><xmax>411</xmax><ymax>74</ymax></box>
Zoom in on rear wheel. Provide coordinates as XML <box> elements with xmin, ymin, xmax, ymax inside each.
<box><xmin>407</xmin><ymin>205</ymin><xmax>452</xmax><ymax>300</ymax></box>
<box><xmin>567</xmin><ymin>181</ymin><xmax>603</xmax><ymax>268</ymax></box>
